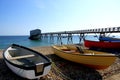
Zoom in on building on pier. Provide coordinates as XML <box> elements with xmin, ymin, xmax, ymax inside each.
<box><xmin>29</xmin><ymin>29</ymin><xmax>41</xmax><ymax>40</ymax></box>
<box><xmin>30</xmin><ymin>27</ymin><xmax>120</xmax><ymax>44</ymax></box>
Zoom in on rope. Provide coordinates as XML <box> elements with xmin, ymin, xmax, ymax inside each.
<box><xmin>51</xmin><ymin>62</ymin><xmax>73</xmax><ymax>80</ymax></box>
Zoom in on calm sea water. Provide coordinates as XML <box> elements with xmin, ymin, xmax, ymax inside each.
<box><xmin>0</xmin><ymin>35</ymin><xmax>104</xmax><ymax>49</ymax></box>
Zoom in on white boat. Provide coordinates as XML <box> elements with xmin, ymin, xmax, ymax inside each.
<box><xmin>3</xmin><ymin>44</ymin><xmax>51</xmax><ymax>79</ymax></box>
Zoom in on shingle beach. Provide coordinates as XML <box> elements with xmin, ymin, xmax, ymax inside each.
<box><xmin>0</xmin><ymin>46</ymin><xmax>120</xmax><ymax>80</ymax></box>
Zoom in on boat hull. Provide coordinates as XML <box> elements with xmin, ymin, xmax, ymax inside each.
<box><xmin>52</xmin><ymin>45</ymin><xmax>117</xmax><ymax>69</ymax></box>
<box><xmin>84</xmin><ymin>40</ymin><xmax>120</xmax><ymax>49</ymax></box>
<box><xmin>99</xmin><ymin>36</ymin><xmax>120</xmax><ymax>42</ymax></box>
<box><xmin>5</xmin><ymin>60</ymin><xmax>51</xmax><ymax>79</ymax></box>
<box><xmin>3</xmin><ymin>44</ymin><xmax>51</xmax><ymax>79</ymax></box>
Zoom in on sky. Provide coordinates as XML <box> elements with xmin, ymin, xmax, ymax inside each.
<box><xmin>0</xmin><ymin>0</ymin><xmax>120</xmax><ymax>35</ymax></box>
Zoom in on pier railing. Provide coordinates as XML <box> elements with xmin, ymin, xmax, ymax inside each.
<box><xmin>40</xmin><ymin>27</ymin><xmax>120</xmax><ymax>44</ymax></box>
<box><xmin>42</xmin><ymin>27</ymin><xmax>120</xmax><ymax>35</ymax></box>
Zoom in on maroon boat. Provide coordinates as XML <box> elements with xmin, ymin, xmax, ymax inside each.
<box><xmin>84</xmin><ymin>40</ymin><xmax>120</xmax><ymax>49</ymax></box>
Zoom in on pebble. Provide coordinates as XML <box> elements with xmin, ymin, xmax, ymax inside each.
<box><xmin>0</xmin><ymin>49</ymin><xmax>120</xmax><ymax>80</ymax></box>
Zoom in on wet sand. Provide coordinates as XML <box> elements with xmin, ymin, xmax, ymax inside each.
<box><xmin>0</xmin><ymin>46</ymin><xmax>120</xmax><ymax>80</ymax></box>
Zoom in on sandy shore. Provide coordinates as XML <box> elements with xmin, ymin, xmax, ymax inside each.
<box><xmin>0</xmin><ymin>46</ymin><xmax>120</xmax><ymax>80</ymax></box>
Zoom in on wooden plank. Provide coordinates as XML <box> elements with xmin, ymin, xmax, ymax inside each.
<box><xmin>84</xmin><ymin>53</ymin><xmax>116</xmax><ymax>56</ymax></box>
<box><xmin>64</xmin><ymin>50</ymin><xmax>76</xmax><ymax>53</ymax></box>
<box><xmin>8</xmin><ymin>54</ymin><xmax>35</xmax><ymax>60</ymax></box>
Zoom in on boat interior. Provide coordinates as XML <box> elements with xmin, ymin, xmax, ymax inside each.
<box><xmin>53</xmin><ymin>45</ymin><xmax>116</xmax><ymax>56</ymax></box>
<box><xmin>6</xmin><ymin>46</ymin><xmax>49</xmax><ymax>66</ymax></box>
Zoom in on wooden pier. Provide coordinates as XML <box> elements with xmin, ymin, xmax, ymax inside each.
<box><xmin>41</xmin><ymin>27</ymin><xmax>120</xmax><ymax>44</ymax></box>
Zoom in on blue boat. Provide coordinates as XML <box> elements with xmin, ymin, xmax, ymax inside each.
<box><xmin>99</xmin><ymin>36</ymin><xmax>120</xmax><ymax>42</ymax></box>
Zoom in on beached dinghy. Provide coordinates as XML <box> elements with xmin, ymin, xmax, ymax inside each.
<box><xmin>84</xmin><ymin>39</ymin><xmax>120</xmax><ymax>49</ymax></box>
<box><xmin>52</xmin><ymin>44</ymin><xmax>119</xmax><ymax>70</ymax></box>
<box><xmin>3</xmin><ymin>44</ymin><xmax>51</xmax><ymax>79</ymax></box>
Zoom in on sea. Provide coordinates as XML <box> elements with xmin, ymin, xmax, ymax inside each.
<box><xmin>0</xmin><ymin>34</ymin><xmax>119</xmax><ymax>50</ymax></box>
<box><xmin>0</xmin><ymin>35</ymin><xmax>97</xmax><ymax>49</ymax></box>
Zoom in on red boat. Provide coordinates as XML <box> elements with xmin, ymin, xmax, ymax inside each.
<box><xmin>84</xmin><ymin>40</ymin><xmax>120</xmax><ymax>49</ymax></box>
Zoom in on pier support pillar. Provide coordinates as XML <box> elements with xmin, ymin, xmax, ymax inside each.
<box><xmin>50</xmin><ymin>34</ymin><xmax>54</xmax><ymax>43</ymax></box>
<box><xmin>99</xmin><ymin>33</ymin><xmax>105</xmax><ymax>37</ymax></box>
<box><xmin>57</xmin><ymin>34</ymin><xmax>62</xmax><ymax>45</ymax></box>
<box><xmin>44</xmin><ymin>34</ymin><xmax>48</xmax><ymax>39</ymax></box>
<box><xmin>79</xmin><ymin>33</ymin><xmax>85</xmax><ymax>43</ymax></box>
<box><xmin>40</xmin><ymin>34</ymin><xmax>43</xmax><ymax>39</ymax></box>
<box><xmin>67</xmin><ymin>34</ymin><xmax>73</xmax><ymax>44</ymax></box>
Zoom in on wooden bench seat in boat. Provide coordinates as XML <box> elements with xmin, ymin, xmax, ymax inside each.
<box><xmin>8</xmin><ymin>54</ymin><xmax>35</xmax><ymax>60</ymax></box>
<box><xmin>63</xmin><ymin>50</ymin><xmax>76</xmax><ymax>53</ymax></box>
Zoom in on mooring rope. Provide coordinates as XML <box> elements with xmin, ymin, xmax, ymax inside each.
<box><xmin>51</xmin><ymin>62</ymin><xmax>73</xmax><ymax>80</ymax></box>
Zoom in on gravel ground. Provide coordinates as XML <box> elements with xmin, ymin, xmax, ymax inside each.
<box><xmin>0</xmin><ymin>46</ymin><xmax>120</xmax><ymax>80</ymax></box>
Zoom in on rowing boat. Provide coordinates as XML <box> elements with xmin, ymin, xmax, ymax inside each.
<box><xmin>3</xmin><ymin>44</ymin><xmax>51</xmax><ymax>79</ymax></box>
<box><xmin>52</xmin><ymin>44</ymin><xmax>118</xmax><ymax>69</ymax></box>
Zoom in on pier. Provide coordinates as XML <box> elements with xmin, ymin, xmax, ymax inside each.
<box><xmin>41</xmin><ymin>27</ymin><xmax>120</xmax><ymax>44</ymax></box>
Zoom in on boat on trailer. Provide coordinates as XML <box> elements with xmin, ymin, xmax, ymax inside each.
<box><xmin>52</xmin><ymin>44</ymin><xmax>119</xmax><ymax>70</ymax></box>
<box><xmin>3</xmin><ymin>44</ymin><xmax>51</xmax><ymax>79</ymax></box>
